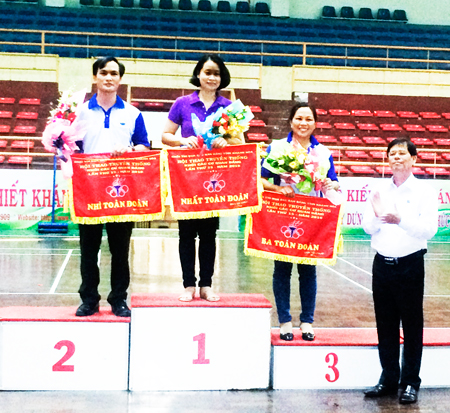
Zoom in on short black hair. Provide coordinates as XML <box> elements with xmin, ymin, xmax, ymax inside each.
<box><xmin>93</xmin><ymin>56</ymin><xmax>125</xmax><ymax>78</ymax></box>
<box><xmin>288</xmin><ymin>102</ymin><xmax>318</xmax><ymax>123</ymax></box>
<box><xmin>387</xmin><ymin>137</ymin><xmax>417</xmax><ymax>156</ymax></box>
<box><xmin>189</xmin><ymin>54</ymin><xmax>231</xmax><ymax>90</ymax></box>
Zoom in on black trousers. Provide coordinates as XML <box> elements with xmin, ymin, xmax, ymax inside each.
<box><xmin>79</xmin><ymin>222</ymin><xmax>134</xmax><ymax>306</ymax></box>
<box><xmin>372</xmin><ymin>250</ymin><xmax>426</xmax><ymax>390</ymax></box>
<box><xmin>178</xmin><ymin>217</ymin><xmax>218</xmax><ymax>288</ymax></box>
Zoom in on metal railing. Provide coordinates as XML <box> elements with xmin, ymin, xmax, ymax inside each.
<box><xmin>2</xmin><ymin>28</ymin><xmax>450</xmax><ymax>69</ymax></box>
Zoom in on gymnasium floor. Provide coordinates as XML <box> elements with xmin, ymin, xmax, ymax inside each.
<box><xmin>0</xmin><ymin>228</ymin><xmax>449</xmax><ymax>412</ymax></box>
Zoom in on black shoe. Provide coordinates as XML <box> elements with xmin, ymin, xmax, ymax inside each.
<box><xmin>364</xmin><ymin>383</ymin><xmax>398</xmax><ymax>397</ymax></box>
<box><xmin>75</xmin><ymin>302</ymin><xmax>99</xmax><ymax>317</ymax></box>
<box><xmin>302</xmin><ymin>332</ymin><xmax>315</xmax><ymax>341</ymax></box>
<box><xmin>111</xmin><ymin>301</ymin><xmax>131</xmax><ymax>317</ymax></box>
<box><xmin>399</xmin><ymin>385</ymin><xmax>418</xmax><ymax>404</ymax></box>
<box><xmin>280</xmin><ymin>332</ymin><xmax>294</xmax><ymax>341</ymax></box>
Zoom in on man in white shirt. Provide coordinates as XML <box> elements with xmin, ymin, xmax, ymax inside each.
<box><xmin>362</xmin><ymin>138</ymin><xmax>438</xmax><ymax>404</ymax></box>
<box><xmin>75</xmin><ymin>56</ymin><xmax>150</xmax><ymax>318</ymax></box>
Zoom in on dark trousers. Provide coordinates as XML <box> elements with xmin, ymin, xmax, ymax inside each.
<box><xmin>178</xmin><ymin>217</ymin><xmax>218</xmax><ymax>288</ymax></box>
<box><xmin>372</xmin><ymin>250</ymin><xmax>426</xmax><ymax>390</ymax></box>
<box><xmin>272</xmin><ymin>261</ymin><xmax>317</xmax><ymax>324</ymax></box>
<box><xmin>79</xmin><ymin>222</ymin><xmax>134</xmax><ymax>306</ymax></box>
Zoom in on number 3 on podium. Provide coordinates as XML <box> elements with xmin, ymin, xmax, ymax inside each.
<box><xmin>325</xmin><ymin>352</ymin><xmax>339</xmax><ymax>382</ymax></box>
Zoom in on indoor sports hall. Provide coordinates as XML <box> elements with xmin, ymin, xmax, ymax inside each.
<box><xmin>1</xmin><ymin>0</ymin><xmax>450</xmax><ymax>411</ymax></box>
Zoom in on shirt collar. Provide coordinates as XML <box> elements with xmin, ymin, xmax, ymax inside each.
<box><xmin>88</xmin><ymin>94</ymin><xmax>125</xmax><ymax>110</ymax></box>
<box><xmin>286</xmin><ymin>132</ymin><xmax>319</xmax><ymax>147</ymax></box>
<box><xmin>389</xmin><ymin>172</ymin><xmax>416</xmax><ymax>189</ymax></box>
<box><xmin>188</xmin><ymin>90</ymin><xmax>228</xmax><ymax>109</ymax></box>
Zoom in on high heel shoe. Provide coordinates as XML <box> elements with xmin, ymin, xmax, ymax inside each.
<box><xmin>279</xmin><ymin>321</ymin><xmax>293</xmax><ymax>341</ymax></box>
<box><xmin>300</xmin><ymin>322</ymin><xmax>315</xmax><ymax>341</ymax></box>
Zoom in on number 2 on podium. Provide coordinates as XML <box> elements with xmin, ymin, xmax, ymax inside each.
<box><xmin>52</xmin><ymin>340</ymin><xmax>75</xmax><ymax>372</ymax></box>
<box><xmin>193</xmin><ymin>333</ymin><xmax>210</xmax><ymax>365</ymax></box>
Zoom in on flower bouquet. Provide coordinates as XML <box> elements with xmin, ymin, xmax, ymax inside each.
<box><xmin>191</xmin><ymin>99</ymin><xmax>254</xmax><ymax>149</ymax></box>
<box><xmin>262</xmin><ymin>140</ymin><xmax>330</xmax><ymax>194</ymax></box>
<box><xmin>42</xmin><ymin>89</ymin><xmax>86</xmax><ymax>178</ymax></box>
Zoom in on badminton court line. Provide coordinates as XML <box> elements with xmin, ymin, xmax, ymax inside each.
<box><xmin>49</xmin><ymin>249</ymin><xmax>73</xmax><ymax>294</ymax></box>
<box><xmin>320</xmin><ymin>263</ymin><xmax>373</xmax><ymax>293</ymax></box>
<box><xmin>337</xmin><ymin>257</ymin><xmax>372</xmax><ymax>276</ymax></box>
<box><xmin>337</xmin><ymin>257</ymin><xmax>450</xmax><ymax>298</ymax></box>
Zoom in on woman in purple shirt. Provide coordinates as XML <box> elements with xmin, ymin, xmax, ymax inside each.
<box><xmin>162</xmin><ymin>54</ymin><xmax>243</xmax><ymax>302</ymax></box>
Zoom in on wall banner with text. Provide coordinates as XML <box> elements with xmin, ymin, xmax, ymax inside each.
<box><xmin>244</xmin><ymin>191</ymin><xmax>344</xmax><ymax>265</ymax></box>
<box><xmin>69</xmin><ymin>151</ymin><xmax>165</xmax><ymax>224</ymax></box>
<box><xmin>166</xmin><ymin>144</ymin><xmax>262</xmax><ymax>219</ymax></box>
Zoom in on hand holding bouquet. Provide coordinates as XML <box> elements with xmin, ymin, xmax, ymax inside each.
<box><xmin>262</xmin><ymin>140</ymin><xmax>330</xmax><ymax>194</ymax></box>
<box><xmin>42</xmin><ymin>89</ymin><xmax>86</xmax><ymax>178</ymax></box>
<box><xmin>191</xmin><ymin>99</ymin><xmax>254</xmax><ymax>149</ymax></box>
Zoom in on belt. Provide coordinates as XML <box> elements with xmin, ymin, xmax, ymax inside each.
<box><xmin>377</xmin><ymin>249</ymin><xmax>427</xmax><ymax>265</ymax></box>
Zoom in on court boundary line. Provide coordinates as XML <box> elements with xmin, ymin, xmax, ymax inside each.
<box><xmin>49</xmin><ymin>249</ymin><xmax>73</xmax><ymax>294</ymax></box>
<box><xmin>320</xmin><ymin>263</ymin><xmax>373</xmax><ymax>293</ymax></box>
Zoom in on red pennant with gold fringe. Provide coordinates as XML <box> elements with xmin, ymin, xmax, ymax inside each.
<box><xmin>69</xmin><ymin>151</ymin><xmax>165</xmax><ymax>224</ymax></box>
<box><xmin>245</xmin><ymin>191</ymin><xmax>344</xmax><ymax>265</ymax></box>
<box><xmin>166</xmin><ymin>144</ymin><xmax>262</xmax><ymax>219</ymax></box>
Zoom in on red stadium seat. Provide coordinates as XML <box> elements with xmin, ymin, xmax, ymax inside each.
<box><xmin>420</xmin><ymin>112</ymin><xmax>441</xmax><ymax>119</ymax></box>
<box><xmin>426</xmin><ymin>125</ymin><xmax>448</xmax><ymax>132</ymax></box>
<box><xmin>316</xmin><ymin>122</ymin><xmax>332</xmax><ymax>129</ymax></box>
<box><xmin>144</xmin><ymin>102</ymin><xmax>164</xmax><ymax>108</ymax></box>
<box><xmin>315</xmin><ymin>135</ymin><xmax>337</xmax><ymax>143</ymax></box>
<box><xmin>397</xmin><ymin>111</ymin><xmax>418</xmax><ymax>118</ymax></box>
<box><xmin>11</xmin><ymin>140</ymin><xmax>35</xmax><ymax>149</ymax></box>
<box><xmin>0</xmin><ymin>111</ymin><xmax>13</xmax><ymax>118</ymax></box>
<box><xmin>334</xmin><ymin>165</ymin><xmax>349</xmax><ymax>174</ymax></box>
<box><xmin>425</xmin><ymin>167</ymin><xmax>450</xmax><ymax>175</ymax></box>
<box><xmin>380</xmin><ymin>124</ymin><xmax>402</xmax><ymax>131</ymax></box>
<box><xmin>329</xmin><ymin>109</ymin><xmax>350</xmax><ymax>116</ymax></box>
<box><xmin>376</xmin><ymin>166</ymin><xmax>393</xmax><ymax>175</ymax></box>
<box><xmin>316</xmin><ymin>109</ymin><xmax>328</xmax><ymax>116</ymax></box>
<box><xmin>16</xmin><ymin>112</ymin><xmax>38</xmax><ymax>119</ymax></box>
<box><xmin>0</xmin><ymin>98</ymin><xmax>15</xmax><ymax>104</ymax></box>
<box><xmin>249</xmin><ymin>106</ymin><xmax>262</xmax><ymax>113</ymax></box>
<box><xmin>434</xmin><ymin>139</ymin><xmax>450</xmax><ymax>146</ymax></box>
<box><xmin>330</xmin><ymin>149</ymin><xmax>343</xmax><ymax>158</ymax></box>
<box><xmin>19</xmin><ymin>98</ymin><xmax>41</xmax><ymax>105</ymax></box>
<box><xmin>7</xmin><ymin>156</ymin><xmax>32</xmax><ymax>164</ymax></box>
<box><xmin>357</xmin><ymin>123</ymin><xmax>379</xmax><ymax>131</ymax></box>
<box><xmin>442</xmin><ymin>153</ymin><xmax>450</xmax><ymax>160</ymax></box>
<box><xmin>0</xmin><ymin>125</ymin><xmax>10</xmax><ymax>133</ymax></box>
<box><xmin>412</xmin><ymin>167</ymin><xmax>425</xmax><ymax>175</ymax></box>
<box><xmin>0</xmin><ymin>155</ymin><xmax>4</xmax><ymax>163</ymax></box>
<box><xmin>386</xmin><ymin>137</ymin><xmax>397</xmax><ymax>142</ymax></box>
<box><xmin>249</xmin><ymin>119</ymin><xmax>266</xmax><ymax>127</ymax></box>
<box><xmin>345</xmin><ymin>150</ymin><xmax>369</xmax><ymax>159</ymax></box>
<box><xmin>442</xmin><ymin>113</ymin><xmax>450</xmax><ymax>119</ymax></box>
<box><xmin>351</xmin><ymin>110</ymin><xmax>373</xmax><ymax>116</ymax></box>
<box><xmin>410</xmin><ymin>137</ymin><xmax>433</xmax><ymax>146</ymax></box>
<box><xmin>350</xmin><ymin>165</ymin><xmax>375</xmax><ymax>174</ymax></box>
<box><xmin>130</xmin><ymin>102</ymin><xmax>140</xmax><ymax>108</ymax></box>
<box><xmin>403</xmin><ymin>124</ymin><xmax>425</xmax><ymax>132</ymax></box>
<box><xmin>374</xmin><ymin>110</ymin><xmax>395</xmax><ymax>117</ymax></box>
<box><xmin>340</xmin><ymin>136</ymin><xmax>362</xmax><ymax>144</ymax></box>
<box><xmin>363</xmin><ymin>136</ymin><xmax>385</xmax><ymax>144</ymax></box>
<box><xmin>334</xmin><ymin>123</ymin><xmax>355</xmax><ymax>130</ymax></box>
<box><xmin>370</xmin><ymin>151</ymin><xmax>387</xmax><ymax>159</ymax></box>
<box><xmin>247</xmin><ymin>133</ymin><xmax>268</xmax><ymax>142</ymax></box>
<box><xmin>418</xmin><ymin>152</ymin><xmax>441</xmax><ymax>161</ymax></box>
<box><xmin>0</xmin><ymin>139</ymin><xmax>7</xmax><ymax>148</ymax></box>
<box><xmin>13</xmin><ymin>126</ymin><xmax>36</xmax><ymax>134</ymax></box>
